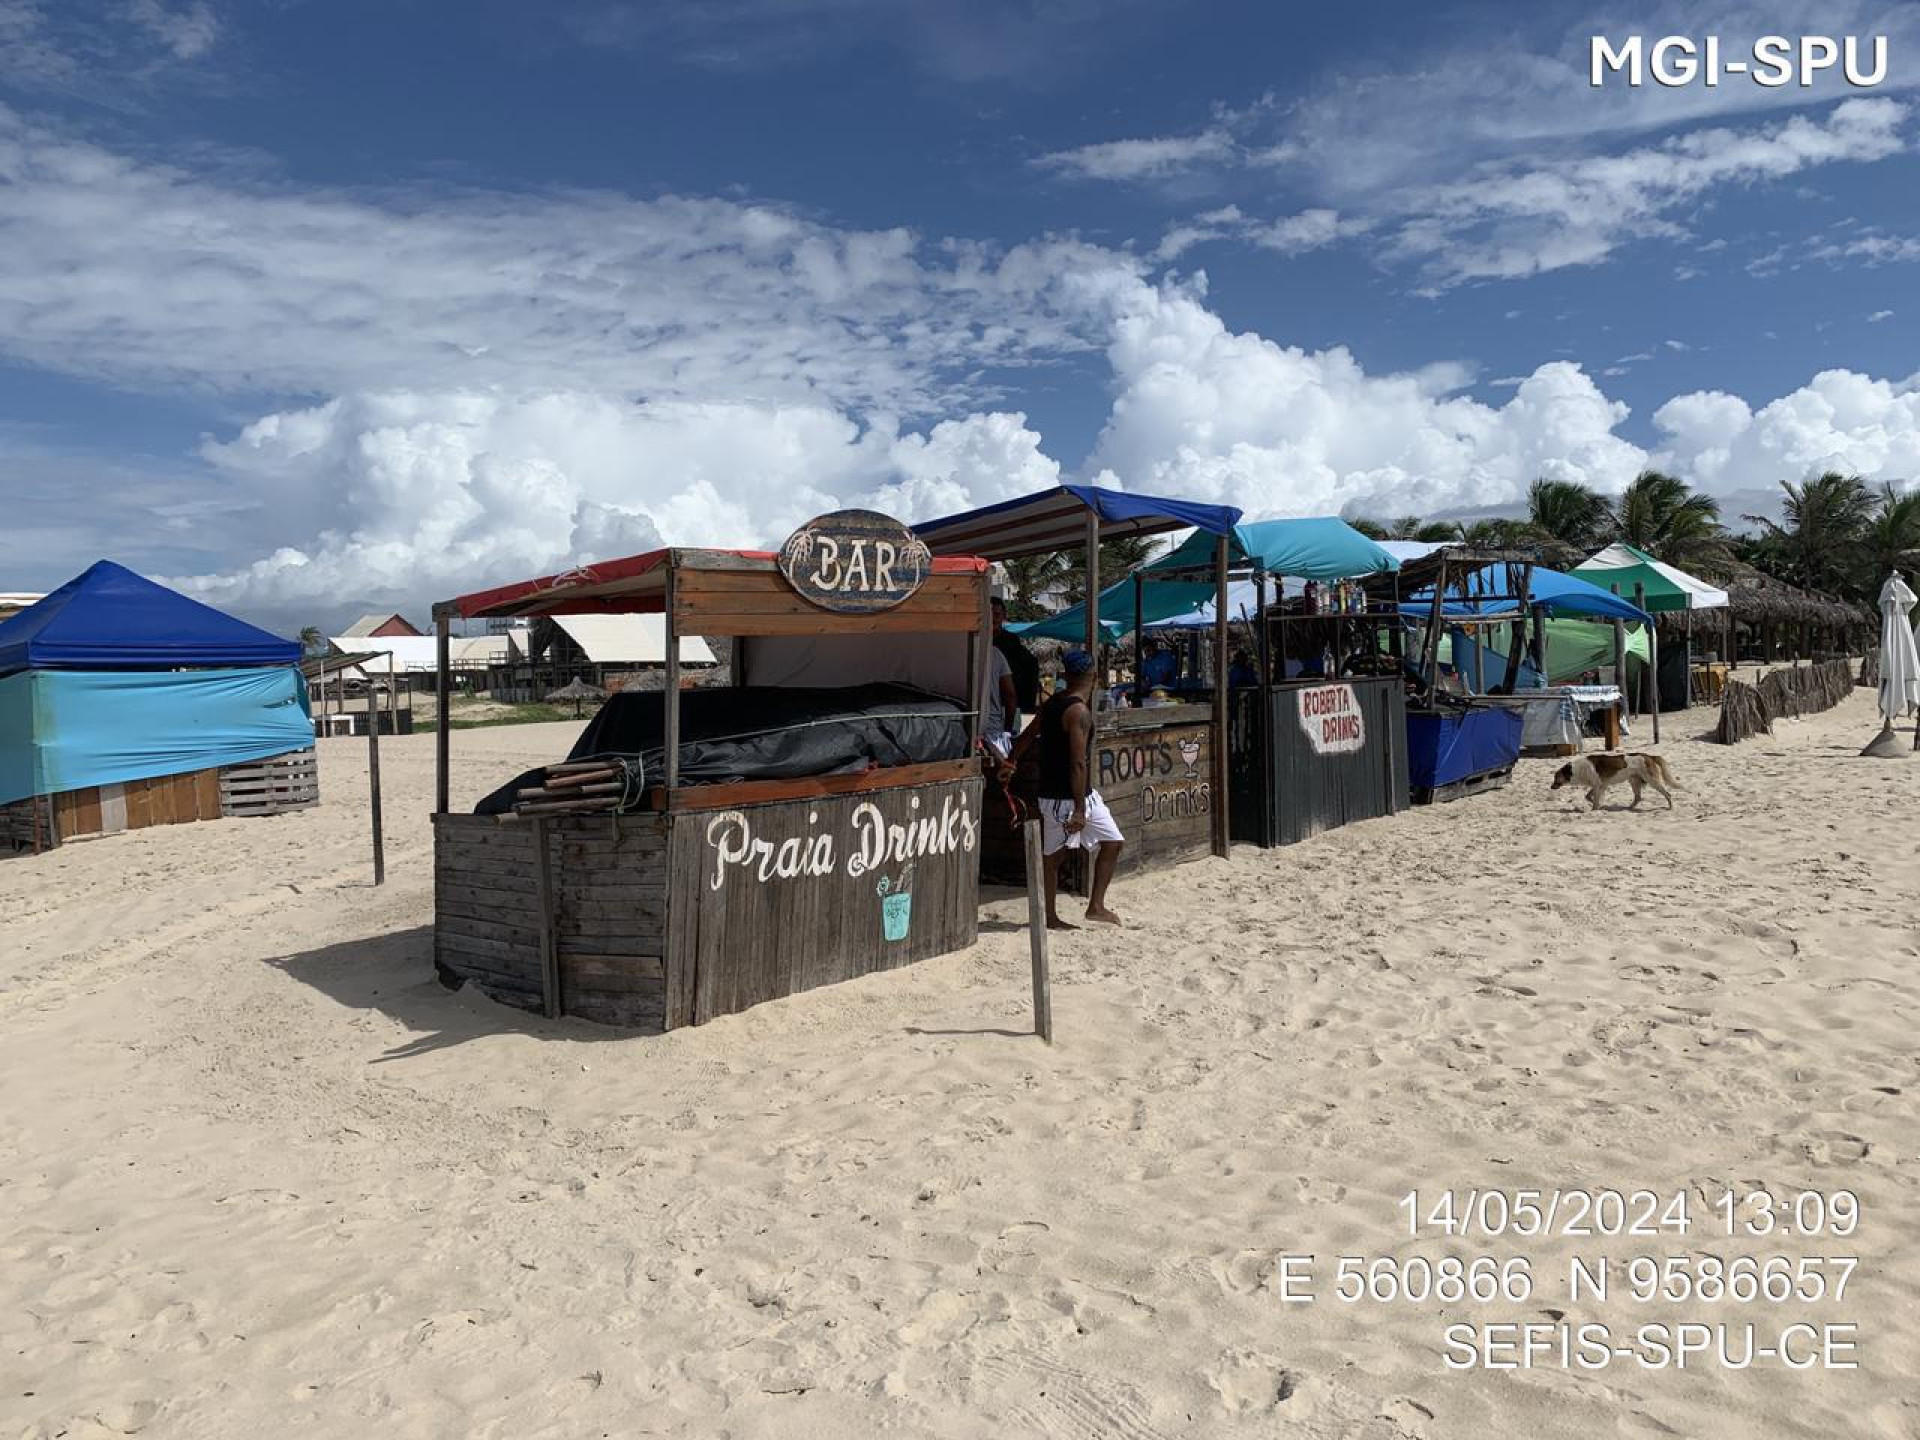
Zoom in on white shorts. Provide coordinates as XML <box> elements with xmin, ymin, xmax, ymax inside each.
<box><xmin>1039</xmin><ymin>791</ymin><xmax>1123</xmax><ymax>855</ymax></box>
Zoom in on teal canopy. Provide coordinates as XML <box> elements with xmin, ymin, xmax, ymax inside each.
<box><xmin>0</xmin><ymin>667</ymin><xmax>313</xmax><ymax>806</ymax></box>
<box><xmin>1150</xmin><ymin>516</ymin><xmax>1399</xmax><ymax>580</ymax></box>
<box><xmin>1008</xmin><ymin>578</ymin><xmax>1218</xmax><ymax>642</ymax></box>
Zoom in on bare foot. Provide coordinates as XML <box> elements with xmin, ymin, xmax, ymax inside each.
<box><xmin>1047</xmin><ymin>916</ymin><xmax>1079</xmax><ymax>931</ymax></box>
<box><xmin>1084</xmin><ymin>906</ymin><xmax>1123</xmax><ymax>926</ymax></box>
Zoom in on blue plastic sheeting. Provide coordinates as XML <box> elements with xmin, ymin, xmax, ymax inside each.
<box><xmin>0</xmin><ymin>667</ymin><xmax>312</xmax><ymax>805</ymax></box>
<box><xmin>914</xmin><ymin>484</ymin><xmax>1242</xmax><ymax>560</ymax></box>
<box><xmin>1151</xmin><ymin>516</ymin><xmax>1400</xmax><ymax>581</ymax></box>
<box><xmin>1009</xmin><ymin>577</ymin><xmax>1219</xmax><ymax>642</ymax></box>
<box><xmin>1405</xmin><ymin>705</ymin><xmax>1524</xmax><ymax>791</ymax></box>
<box><xmin>0</xmin><ymin>560</ymin><xmax>300</xmax><ymax>674</ymax></box>
<box><xmin>1402</xmin><ymin>562</ymin><xmax>1651</xmax><ymax>625</ymax></box>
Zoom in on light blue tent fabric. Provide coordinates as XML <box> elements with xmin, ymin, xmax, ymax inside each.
<box><xmin>1009</xmin><ymin>578</ymin><xmax>1219</xmax><ymax>642</ymax></box>
<box><xmin>1150</xmin><ymin>516</ymin><xmax>1399</xmax><ymax>580</ymax></box>
<box><xmin>0</xmin><ymin>667</ymin><xmax>312</xmax><ymax>805</ymax></box>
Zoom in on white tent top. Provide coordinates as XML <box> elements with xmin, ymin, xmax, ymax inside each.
<box><xmin>327</xmin><ymin>634</ymin><xmax>509</xmax><ymax>672</ymax></box>
<box><xmin>549</xmin><ymin>614</ymin><xmax>715</xmax><ymax>665</ymax></box>
<box><xmin>1575</xmin><ymin>543</ymin><xmax>1728</xmax><ymax>612</ymax></box>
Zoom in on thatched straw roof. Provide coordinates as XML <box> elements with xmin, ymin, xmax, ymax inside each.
<box><xmin>1709</xmin><ymin>568</ymin><xmax>1867</xmax><ymax>628</ymax></box>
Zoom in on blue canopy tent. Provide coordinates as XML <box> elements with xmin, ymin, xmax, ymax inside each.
<box><xmin>914</xmin><ymin>483</ymin><xmax>1244</xmax><ymax>868</ymax></box>
<box><xmin>0</xmin><ymin>562</ymin><xmax>311</xmax><ymax>841</ymax></box>
<box><xmin>0</xmin><ymin>560</ymin><xmax>300</xmax><ymax>673</ymax></box>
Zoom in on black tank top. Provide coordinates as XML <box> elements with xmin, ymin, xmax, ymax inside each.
<box><xmin>1037</xmin><ymin>690</ymin><xmax>1087</xmax><ymax>801</ymax></box>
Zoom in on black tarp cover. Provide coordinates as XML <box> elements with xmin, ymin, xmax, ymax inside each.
<box><xmin>475</xmin><ymin>683</ymin><xmax>969</xmax><ymax>814</ymax></box>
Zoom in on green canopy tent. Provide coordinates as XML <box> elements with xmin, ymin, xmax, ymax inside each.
<box><xmin>1573</xmin><ymin>543</ymin><xmax>1729</xmax><ymax>718</ymax></box>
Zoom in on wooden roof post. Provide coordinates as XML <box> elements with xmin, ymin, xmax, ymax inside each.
<box><xmin>1418</xmin><ymin>554</ymin><xmax>1448</xmax><ymax>707</ymax></box>
<box><xmin>663</xmin><ymin>560</ymin><xmax>682</xmax><ymax>792</ymax></box>
<box><xmin>1132</xmin><ymin>570</ymin><xmax>1144</xmax><ymax>707</ymax></box>
<box><xmin>1212</xmin><ymin>532</ymin><xmax>1230</xmax><ymax>858</ymax></box>
<box><xmin>433</xmin><ymin>606</ymin><xmax>451</xmax><ymax>815</ymax></box>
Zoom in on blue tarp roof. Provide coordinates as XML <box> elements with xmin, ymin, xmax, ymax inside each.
<box><xmin>0</xmin><ymin>561</ymin><xmax>300</xmax><ymax>674</ymax></box>
<box><xmin>1406</xmin><ymin>562</ymin><xmax>1651</xmax><ymax>625</ymax></box>
<box><xmin>915</xmin><ymin>483</ymin><xmax>1242</xmax><ymax>561</ymax></box>
<box><xmin>1150</xmin><ymin>516</ymin><xmax>1400</xmax><ymax>581</ymax></box>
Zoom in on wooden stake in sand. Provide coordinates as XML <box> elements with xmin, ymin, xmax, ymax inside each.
<box><xmin>1023</xmin><ymin>818</ymin><xmax>1052</xmax><ymax>1043</ymax></box>
<box><xmin>367</xmin><ymin>706</ymin><xmax>385</xmax><ymax>887</ymax></box>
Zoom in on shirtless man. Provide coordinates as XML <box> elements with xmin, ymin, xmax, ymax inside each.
<box><xmin>1007</xmin><ymin>648</ymin><xmax>1124</xmax><ymax>928</ymax></box>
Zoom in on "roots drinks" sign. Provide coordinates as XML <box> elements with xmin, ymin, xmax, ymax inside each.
<box><xmin>1296</xmin><ymin>682</ymin><xmax>1366</xmax><ymax>755</ymax></box>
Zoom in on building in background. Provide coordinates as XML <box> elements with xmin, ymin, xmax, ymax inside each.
<box><xmin>340</xmin><ymin>612</ymin><xmax>423</xmax><ymax>639</ymax></box>
<box><xmin>0</xmin><ymin>594</ymin><xmax>45</xmax><ymax>624</ymax></box>
<box><xmin>487</xmin><ymin>615</ymin><xmax>716</xmax><ymax>702</ymax></box>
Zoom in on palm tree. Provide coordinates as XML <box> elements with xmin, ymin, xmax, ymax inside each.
<box><xmin>1063</xmin><ymin>534</ymin><xmax>1163</xmax><ymax>594</ymax></box>
<box><xmin>1616</xmin><ymin>470</ymin><xmax>1729</xmax><ymax>570</ymax></box>
<box><xmin>1346</xmin><ymin>516</ymin><xmax>1391</xmax><ymax>540</ymax></box>
<box><xmin>1861</xmin><ymin>482</ymin><xmax>1920</xmax><ymax>590</ymax></box>
<box><xmin>998</xmin><ymin>553</ymin><xmax>1070</xmax><ymax>620</ymax></box>
<box><xmin>1743</xmin><ymin>471</ymin><xmax>1876</xmax><ymax>596</ymax></box>
<box><xmin>1526</xmin><ymin>478</ymin><xmax>1615</xmax><ymax>554</ymax></box>
<box><xmin>1380</xmin><ymin>516</ymin><xmax>1459</xmax><ymax>542</ymax></box>
<box><xmin>298</xmin><ymin>625</ymin><xmax>324</xmax><ymax>656</ymax></box>
<box><xmin>1450</xmin><ymin>517</ymin><xmax>1539</xmax><ymax>549</ymax></box>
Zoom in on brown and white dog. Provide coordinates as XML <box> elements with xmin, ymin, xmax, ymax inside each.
<box><xmin>1550</xmin><ymin>752</ymin><xmax>1679</xmax><ymax>810</ymax></box>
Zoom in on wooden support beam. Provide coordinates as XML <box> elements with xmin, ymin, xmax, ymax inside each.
<box><xmin>663</xmin><ymin>567</ymin><xmax>681</xmax><ymax>792</ymax></box>
<box><xmin>1024</xmin><ymin>819</ymin><xmax>1052</xmax><ymax>1043</ymax></box>
<box><xmin>368</xmin><ymin>702</ymin><xmax>385</xmax><ymax>886</ymax></box>
<box><xmin>434</xmin><ymin>609</ymin><xmax>451</xmax><ymax>816</ymax></box>
<box><xmin>1212</xmin><ymin>532</ymin><xmax>1230</xmax><ymax>858</ymax></box>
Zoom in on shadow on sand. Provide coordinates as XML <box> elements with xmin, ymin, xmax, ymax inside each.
<box><xmin>264</xmin><ymin>925</ymin><xmax>654</xmax><ymax>1060</ymax></box>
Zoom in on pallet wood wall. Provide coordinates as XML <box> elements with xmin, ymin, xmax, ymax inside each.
<box><xmin>0</xmin><ymin>794</ymin><xmax>58</xmax><ymax>854</ymax></box>
<box><xmin>218</xmin><ymin>749</ymin><xmax>320</xmax><ymax>816</ymax></box>
<box><xmin>434</xmin><ymin>812</ymin><xmax>669</xmax><ymax>1028</ymax></box>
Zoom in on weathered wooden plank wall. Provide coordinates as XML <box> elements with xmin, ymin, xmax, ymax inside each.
<box><xmin>1229</xmin><ymin>678</ymin><xmax>1407</xmax><ymax>847</ymax></box>
<box><xmin>0</xmin><ymin>794</ymin><xmax>58</xmax><ymax>854</ymax></box>
<box><xmin>674</xmin><ymin>570</ymin><xmax>982</xmax><ymax>636</ymax></box>
<box><xmin>671</xmin><ymin>775</ymin><xmax>983</xmax><ymax>1025</ymax></box>
<box><xmin>1090</xmin><ymin>713</ymin><xmax>1215</xmax><ymax>877</ymax></box>
<box><xmin>433</xmin><ymin>812</ymin><xmax>671</xmax><ymax>1028</ymax></box>
<box><xmin>38</xmin><ymin>765</ymin><xmax>234</xmax><ymax>842</ymax></box>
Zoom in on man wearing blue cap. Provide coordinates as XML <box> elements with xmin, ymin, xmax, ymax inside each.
<box><xmin>1007</xmin><ymin>647</ymin><xmax>1124</xmax><ymax>927</ymax></box>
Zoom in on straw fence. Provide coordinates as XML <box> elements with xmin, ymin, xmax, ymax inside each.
<box><xmin>1713</xmin><ymin>659</ymin><xmax>1856</xmax><ymax>745</ymax></box>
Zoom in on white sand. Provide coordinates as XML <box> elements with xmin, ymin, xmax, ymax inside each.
<box><xmin>3</xmin><ymin>691</ymin><xmax>1916</xmax><ymax>1439</ymax></box>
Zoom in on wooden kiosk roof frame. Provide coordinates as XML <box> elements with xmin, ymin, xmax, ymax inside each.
<box><xmin>432</xmin><ymin>545</ymin><xmax>994</xmax><ymax>817</ymax></box>
<box><xmin>914</xmin><ymin>484</ymin><xmax>1244</xmax><ymax>863</ymax></box>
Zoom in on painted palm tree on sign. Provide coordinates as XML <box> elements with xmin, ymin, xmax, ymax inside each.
<box><xmin>1743</xmin><ymin>471</ymin><xmax>1877</xmax><ymax>597</ymax></box>
<box><xmin>1616</xmin><ymin>470</ymin><xmax>1730</xmax><ymax>570</ymax></box>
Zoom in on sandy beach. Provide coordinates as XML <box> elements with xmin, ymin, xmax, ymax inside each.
<box><xmin>3</xmin><ymin>686</ymin><xmax>1916</xmax><ymax>1440</ymax></box>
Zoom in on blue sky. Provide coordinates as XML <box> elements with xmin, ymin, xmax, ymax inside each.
<box><xmin>0</xmin><ymin>0</ymin><xmax>1916</xmax><ymax>630</ymax></box>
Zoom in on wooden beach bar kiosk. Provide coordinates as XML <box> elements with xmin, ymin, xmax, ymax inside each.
<box><xmin>1138</xmin><ymin>518</ymin><xmax>1409</xmax><ymax>847</ymax></box>
<box><xmin>1359</xmin><ymin>546</ymin><xmax>1650</xmax><ymax>803</ymax></box>
<box><xmin>914</xmin><ymin>484</ymin><xmax>1243</xmax><ymax>879</ymax></box>
<box><xmin>431</xmin><ymin>511</ymin><xmax>992</xmax><ymax>1030</ymax></box>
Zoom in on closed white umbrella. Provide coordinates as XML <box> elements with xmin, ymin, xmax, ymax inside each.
<box><xmin>1862</xmin><ymin>571</ymin><xmax>1918</xmax><ymax>757</ymax></box>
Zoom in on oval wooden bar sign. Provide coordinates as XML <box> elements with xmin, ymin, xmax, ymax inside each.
<box><xmin>777</xmin><ymin>509</ymin><xmax>933</xmax><ymax>613</ymax></box>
